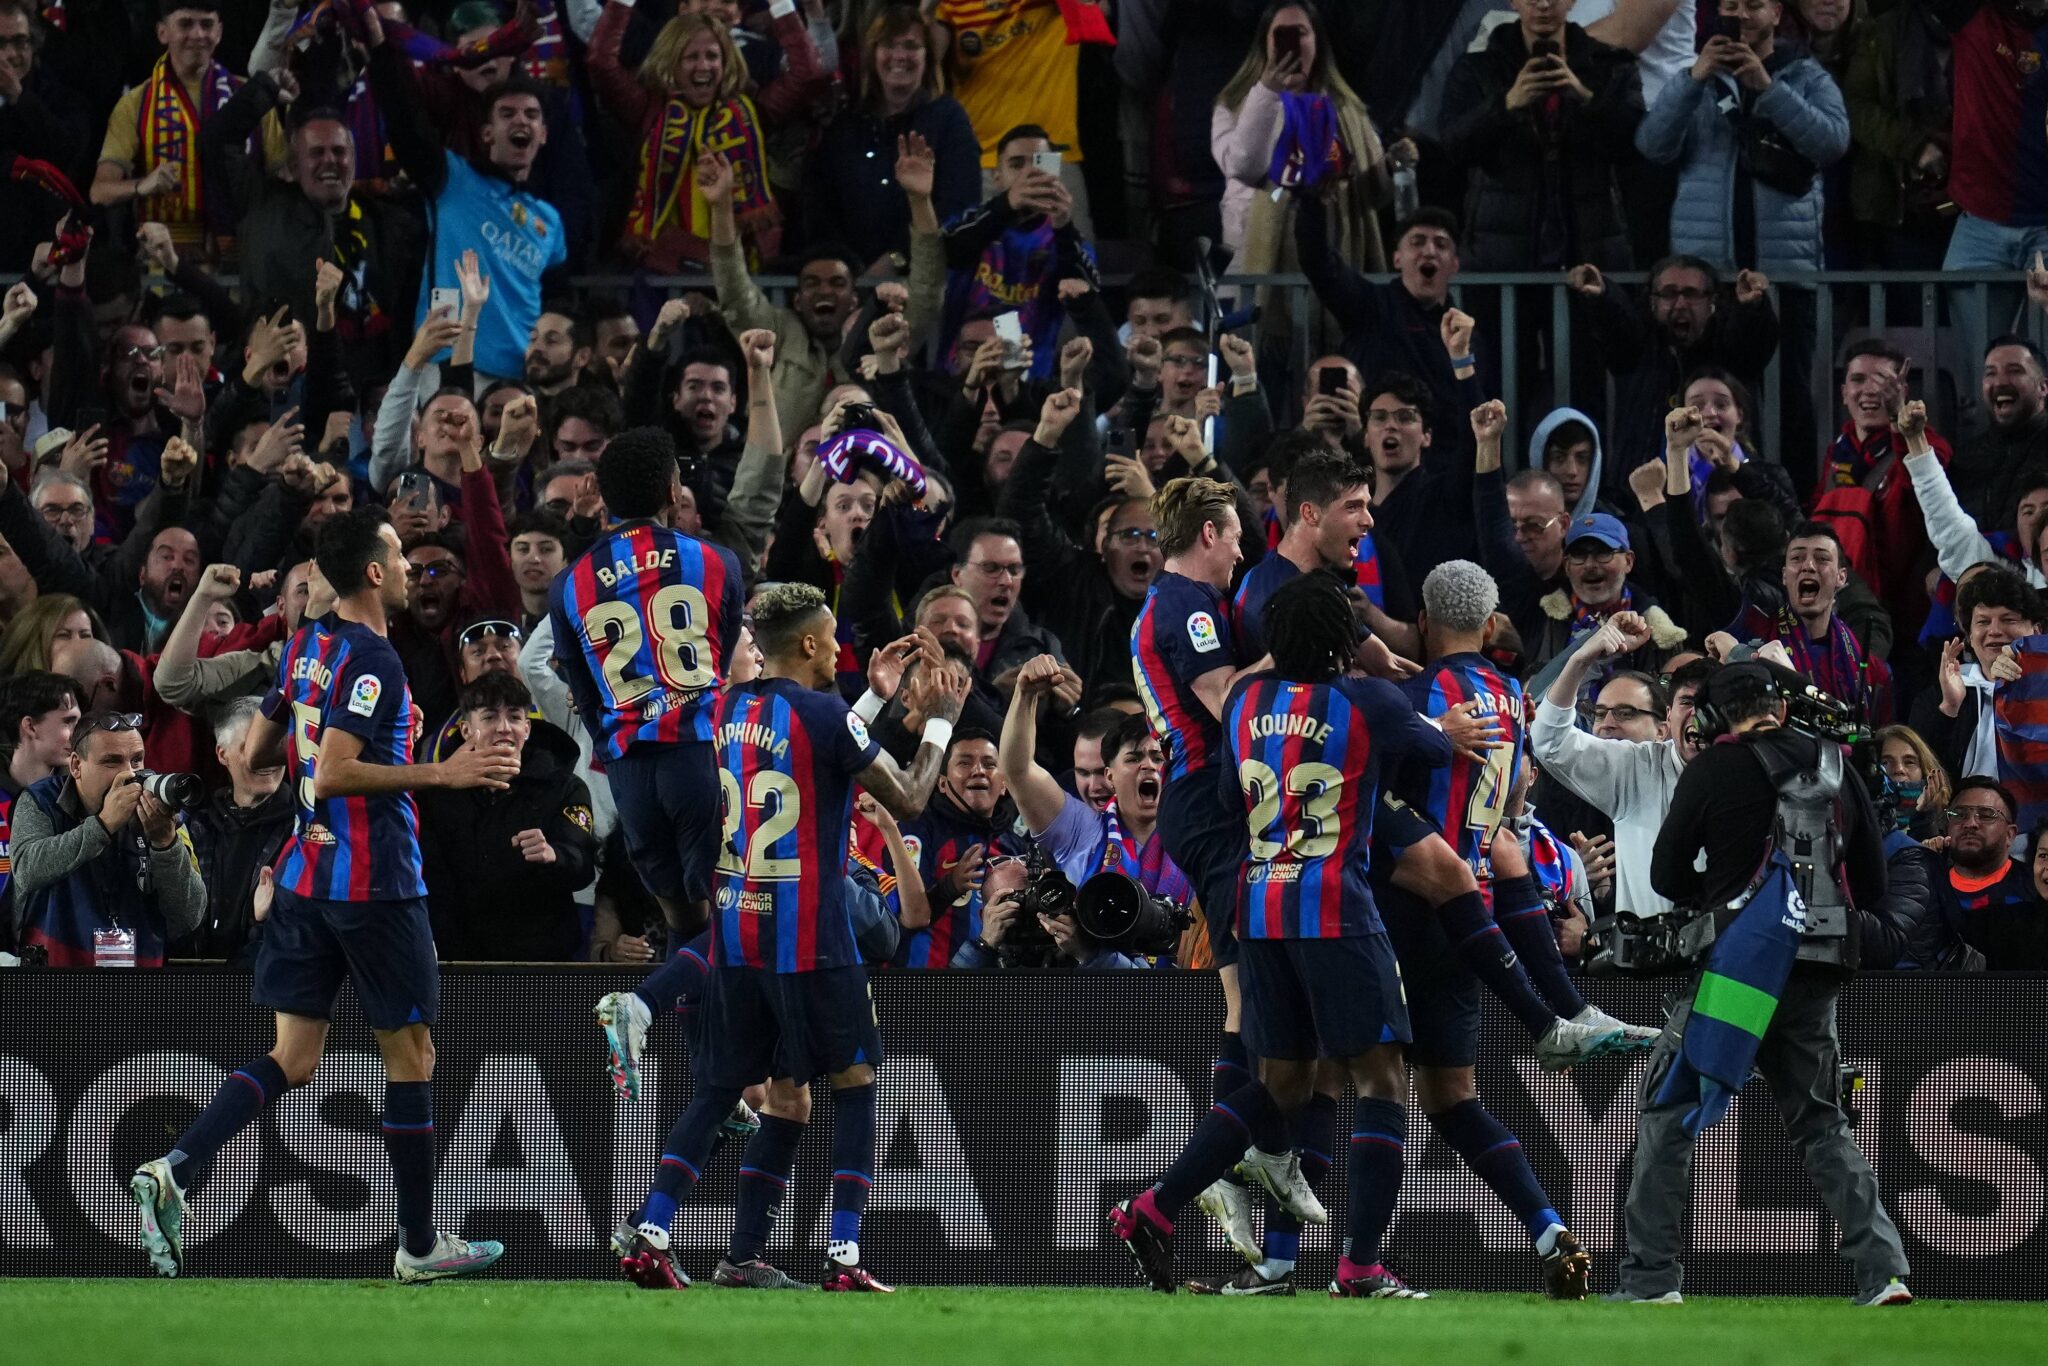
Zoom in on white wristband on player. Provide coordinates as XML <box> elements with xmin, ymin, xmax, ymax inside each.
<box><xmin>769</xmin><ymin>0</ymin><xmax>797</xmax><ymax>16</ymax></box>
<box><xmin>853</xmin><ymin>689</ymin><xmax>886</xmax><ymax>724</ymax></box>
<box><xmin>920</xmin><ymin>717</ymin><xmax>954</xmax><ymax>753</ymax></box>
<box><xmin>611</xmin><ymin>0</ymin><xmax>637</xmax><ymax>8</ymax></box>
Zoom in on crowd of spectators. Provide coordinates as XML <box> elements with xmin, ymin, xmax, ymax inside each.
<box><xmin>0</xmin><ymin>0</ymin><xmax>2044</xmax><ymax>974</ymax></box>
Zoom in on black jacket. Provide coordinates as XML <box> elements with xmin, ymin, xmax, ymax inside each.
<box><xmin>203</xmin><ymin>71</ymin><xmax>425</xmax><ymax>395</ymax></box>
<box><xmin>1578</xmin><ymin>283</ymin><xmax>1780</xmax><ymax>492</ymax></box>
<box><xmin>418</xmin><ymin>723</ymin><xmax>599</xmax><ymax>962</ymax></box>
<box><xmin>1882</xmin><ymin>836</ymin><xmax>1974</xmax><ymax>971</ymax></box>
<box><xmin>1439</xmin><ymin>22</ymin><xmax>1644</xmax><ymax>271</ymax></box>
<box><xmin>0</xmin><ymin>65</ymin><xmax>91</xmax><ymax>273</ymax></box>
<box><xmin>1946</xmin><ymin>413</ymin><xmax>2048</xmax><ymax>533</ymax></box>
<box><xmin>1906</xmin><ymin>680</ymin><xmax>1982</xmax><ymax>789</ymax></box>
<box><xmin>177</xmin><ymin>784</ymin><xmax>295</xmax><ymax>964</ymax></box>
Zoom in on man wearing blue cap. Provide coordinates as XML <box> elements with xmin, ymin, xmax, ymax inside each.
<box><xmin>1527</xmin><ymin>511</ymin><xmax>1685</xmax><ymax>691</ymax></box>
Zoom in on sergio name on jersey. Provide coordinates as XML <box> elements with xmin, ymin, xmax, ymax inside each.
<box><xmin>266</xmin><ymin>615</ymin><xmax>425</xmax><ymax>902</ymax></box>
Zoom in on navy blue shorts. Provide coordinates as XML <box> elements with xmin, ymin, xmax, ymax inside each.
<box><xmin>1158</xmin><ymin>770</ymin><xmax>1248</xmax><ymax>967</ymax></box>
<box><xmin>1373</xmin><ymin>792</ymin><xmax>1438</xmax><ymax>864</ymax></box>
<box><xmin>1375</xmin><ymin>882</ymin><xmax>1482</xmax><ymax>1069</ymax></box>
<box><xmin>695</xmin><ymin>964</ymin><xmax>884</xmax><ymax>1089</ymax></box>
<box><xmin>1239</xmin><ymin>935</ymin><xmax>1411</xmax><ymax>1062</ymax></box>
<box><xmin>608</xmin><ymin>741</ymin><xmax>719</xmax><ymax>904</ymax></box>
<box><xmin>252</xmin><ymin>888</ymin><xmax>440</xmax><ymax>1032</ymax></box>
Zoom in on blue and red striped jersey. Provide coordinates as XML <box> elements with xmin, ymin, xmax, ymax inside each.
<box><xmin>1132</xmin><ymin>571</ymin><xmax>1236</xmax><ymax>781</ymax></box>
<box><xmin>710</xmin><ymin>677</ymin><xmax>882</xmax><ymax>973</ymax></box>
<box><xmin>1401</xmin><ymin>653</ymin><xmax>1524</xmax><ymax>881</ymax></box>
<box><xmin>1231</xmin><ymin>551</ymin><xmax>1299</xmax><ymax>662</ymax></box>
<box><xmin>1225</xmin><ymin>672</ymin><xmax>1451</xmax><ymax>940</ymax></box>
<box><xmin>550</xmin><ymin>521</ymin><xmax>744</xmax><ymax>760</ymax></box>
<box><xmin>894</xmin><ymin>804</ymin><xmax>1021</xmax><ymax>969</ymax></box>
<box><xmin>265</xmin><ymin>615</ymin><xmax>425</xmax><ymax>903</ymax></box>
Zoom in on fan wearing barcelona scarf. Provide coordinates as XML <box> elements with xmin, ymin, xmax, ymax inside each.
<box><xmin>591</xmin><ymin>3</ymin><xmax>788</xmax><ymax>273</ymax></box>
<box><xmin>93</xmin><ymin>1</ymin><xmax>283</xmax><ymax>263</ymax></box>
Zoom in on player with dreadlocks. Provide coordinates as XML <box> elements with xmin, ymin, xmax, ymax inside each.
<box><xmin>1113</xmin><ymin>572</ymin><xmax>1452</xmax><ymax>1296</ymax></box>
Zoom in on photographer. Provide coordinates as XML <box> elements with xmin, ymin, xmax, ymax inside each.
<box><xmin>998</xmin><ymin>653</ymin><xmax>1184</xmax><ymax>967</ymax></box>
<box><xmin>1618</xmin><ymin>661</ymin><xmax>1911</xmax><ymax>1307</ymax></box>
<box><xmin>948</xmin><ymin>854</ymin><xmax>1145</xmax><ymax>971</ymax></box>
<box><xmin>11</xmin><ymin>710</ymin><xmax>205</xmax><ymax>967</ymax></box>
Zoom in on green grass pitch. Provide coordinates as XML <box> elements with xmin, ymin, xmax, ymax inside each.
<box><xmin>5</xmin><ymin>1282</ymin><xmax>2045</xmax><ymax>1365</ymax></box>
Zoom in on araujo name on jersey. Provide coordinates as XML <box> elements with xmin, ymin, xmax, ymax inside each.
<box><xmin>594</xmin><ymin>546</ymin><xmax>681</xmax><ymax>590</ymax></box>
<box><xmin>1243</xmin><ymin>711</ymin><xmax>1335</xmax><ymax>745</ymax></box>
<box><xmin>715</xmin><ymin>718</ymin><xmax>791</xmax><ymax>761</ymax></box>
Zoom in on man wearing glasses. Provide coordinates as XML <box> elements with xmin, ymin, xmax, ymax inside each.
<box><xmin>1527</xmin><ymin>512</ymin><xmax>1685</xmax><ymax>686</ymax></box>
<box><xmin>10</xmin><ymin>708</ymin><xmax>203</xmax><ymax>967</ymax></box>
<box><xmin>1567</xmin><ymin>254</ymin><xmax>1777</xmax><ymax>483</ymax></box>
<box><xmin>1933</xmin><ymin>778</ymin><xmax>2048</xmax><ymax>971</ymax></box>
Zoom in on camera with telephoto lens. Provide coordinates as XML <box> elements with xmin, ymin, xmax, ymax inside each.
<box><xmin>1074</xmin><ymin>871</ymin><xmax>1193</xmax><ymax>958</ymax></box>
<box><xmin>136</xmin><ymin>770</ymin><xmax>202</xmax><ymax>813</ymax></box>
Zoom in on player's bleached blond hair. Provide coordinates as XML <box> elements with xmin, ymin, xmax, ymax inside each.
<box><xmin>1422</xmin><ymin>559</ymin><xmax>1500</xmax><ymax>634</ymax></box>
<box><xmin>750</xmin><ymin>582</ymin><xmax>831</xmax><ymax>656</ymax></box>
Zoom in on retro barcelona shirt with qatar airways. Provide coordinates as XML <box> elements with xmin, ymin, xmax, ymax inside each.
<box><xmin>711</xmin><ymin>677</ymin><xmax>881</xmax><ymax>973</ymax></box>
<box><xmin>551</xmin><ymin>519</ymin><xmax>744</xmax><ymax>761</ymax></box>
<box><xmin>264</xmin><ymin>615</ymin><xmax>425</xmax><ymax>902</ymax></box>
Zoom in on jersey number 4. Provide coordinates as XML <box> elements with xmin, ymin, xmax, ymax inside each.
<box><xmin>717</xmin><ymin>769</ymin><xmax>802</xmax><ymax>881</ymax></box>
<box><xmin>581</xmin><ymin>584</ymin><xmax>715</xmax><ymax>706</ymax></box>
<box><xmin>1240</xmin><ymin>759</ymin><xmax>1344</xmax><ymax>861</ymax></box>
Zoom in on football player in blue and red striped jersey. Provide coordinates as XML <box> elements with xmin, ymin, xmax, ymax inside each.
<box><xmin>1382</xmin><ymin>558</ymin><xmax>1645</xmax><ymax>1300</ymax></box>
<box><xmin>131</xmin><ymin>511</ymin><xmax>519</xmax><ymax>1284</ymax></box>
<box><xmin>550</xmin><ymin>423</ymin><xmax>744</xmax><ymax>942</ymax></box>
<box><xmin>1114</xmin><ymin>571</ymin><xmax>1432</xmax><ymax>1294</ymax></box>
<box><xmin>616</xmin><ymin>584</ymin><xmax>968</xmax><ymax>1295</ymax></box>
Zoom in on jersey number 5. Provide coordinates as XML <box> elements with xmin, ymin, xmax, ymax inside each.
<box><xmin>289</xmin><ymin>701</ymin><xmax>322</xmax><ymax>810</ymax></box>
<box><xmin>582</xmin><ymin>584</ymin><xmax>714</xmax><ymax>706</ymax></box>
<box><xmin>1240</xmin><ymin>759</ymin><xmax>1344</xmax><ymax>861</ymax></box>
<box><xmin>717</xmin><ymin>769</ymin><xmax>802</xmax><ymax>881</ymax></box>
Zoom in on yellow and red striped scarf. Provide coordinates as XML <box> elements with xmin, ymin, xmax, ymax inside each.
<box><xmin>625</xmin><ymin>92</ymin><xmax>777</xmax><ymax>263</ymax></box>
<box><xmin>136</xmin><ymin>54</ymin><xmax>238</xmax><ymax>231</ymax></box>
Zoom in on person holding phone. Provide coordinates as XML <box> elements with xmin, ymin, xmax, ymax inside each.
<box><xmin>1439</xmin><ymin>0</ymin><xmax>1645</xmax><ymax>272</ymax></box>
<box><xmin>940</xmin><ymin>124</ymin><xmax>1100</xmax><ymax>384</ymax></box>
<box><xmin>1212</xmin><ymin>1</ymin><xmax>1408</xmax><ymax>276</ymax></box>
<box><xmin>1634</xmin><ymin>0</ymin><xmax>1849</xmax><ymax>279</ymax></box>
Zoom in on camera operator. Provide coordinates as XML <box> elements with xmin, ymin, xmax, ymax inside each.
<box><xmin>11</xmin><ymin>710</ymin><xmax>205</xmax><ymax>968</ymax></box>
<box><xmin>1617</xmin><ymin>661</ymin><xmax>1911</xmax><ymax>1307</ymax></box>
<box><xmin>948</xmin><ymin>854</ymin><xmax>1145</xmax><ymax>970</ymax></box>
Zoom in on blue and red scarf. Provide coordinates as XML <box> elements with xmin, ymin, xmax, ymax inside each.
<box><xmin>1267</xmin><ymin>92</ymin><xmax>1351</xmax><ymax>192</ymax></box>
<box><xmin>1093</xmin><ymin>800</ymin><xmax>1190</xmax><ymax>907</ymax></box>
<box><xmin>1567</xmin><ymin>586</ymin><xmax>1633</xmax><ymax>637</ymax></box>
<box><xmin>1779</xmin><ymin>610</ymin><xmax>1868</xmax><ymax>716</ymax></box>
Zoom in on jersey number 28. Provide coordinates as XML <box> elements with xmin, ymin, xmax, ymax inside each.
<box><xmin>582</xmin><ymin>584</ymin><xmax>715</xmax><ymax>706</ymax></box>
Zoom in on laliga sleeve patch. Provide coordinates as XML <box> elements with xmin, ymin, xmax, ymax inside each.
<box><xmin>847</xmin><ymin>710</ymin><xmax>871</xmax><ymax>748</ymax></box>
<box><xmin>348</xmin><ymin>674</ymin><xmax>383</xmax><ymax>718</ymax></box>
<box><xmin>900</xmin><ymin>835</ymin><xmax>923</xmax><ymax>866</ymax></box>
<box><xmin>1187</xmin><ymin>612</ymin><xmax>1222</xmax><ymax>654</ymax></box>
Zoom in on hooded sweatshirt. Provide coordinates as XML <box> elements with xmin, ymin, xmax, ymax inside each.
<box><xmin>1530</xmin><ymin>405</ymin><xmax>1608</xmax><ymax>525</ymax></box>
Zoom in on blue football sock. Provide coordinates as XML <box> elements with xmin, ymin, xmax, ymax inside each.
<box><xmin>641</xmin><ymin>1085</ymin><xmax>744</xmax><ymax>1232</ymax></box>
<box><xmin>1429</xmin><ymin>888</ymin><xmax>1557</xmax><ymax>1038</ymax></box>
<box><xmin>1494</xmin><ymin>874</ymin><xmax>1588</xmax><ymax>1018</ymax></box>
<box><xmin>382</xmin><ymin>1081</ymin><xmax>438</xmax><ymax>1257</ymax></box>
<box><xmin>1153</xmin><ymin>1081</ymin><xmax>1283</xmax><ymax>1217</ymax></box>
<box><xmin>170</xmin><ymin>1055</ymin><xmax>286</xmax><ymax>1190</ymax></box>
<box><xmin>1344</xmin><ymin>1097</ymin><xmax>1407</xmax><ymax>1266</ymax></box>
<box><xmin>1431</xmin><ymin>1098</ymin><xmax>1561</xmax><ymax>1248</ymax></box>
<box><xmin>731</xmin><ymin>1114</ymin><xmax>804</xmax><ymax>1264</ymax></box>
<box><xmin>634</xmin><ymin>938</ymin><xmax>709</xmax><ymax>1016</ymax></box>
<box><xmin>1262</xmin><ymin>1092</ymin><xmax>1336</xmax><ymax>1266</ymax></box>
<box><xmin>829</xmin><ymin>1083</ymin><xmax>878</xmax><ymax>1254</ymax></box>
<box><xmin>1212</xmin><ymin>1031</ymin><xmax>1252</xmax><ymax>1107</ymax></box>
